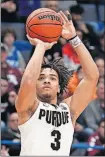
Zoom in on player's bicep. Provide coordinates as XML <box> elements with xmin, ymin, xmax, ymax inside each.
<box><xmin>15</xmin><ymin>78</ymin><xmax>38</xmax><ymax>113</ymax></box>
<box><xmin>69</xmin><ymin>79</ymin><xmax>97</xmax><ymax>121</ymax></box>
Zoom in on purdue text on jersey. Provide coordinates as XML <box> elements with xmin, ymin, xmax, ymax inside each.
<box><xmin>39</xmin><ymin>109</ymin><xmax>69</xmax><ymax>127</ymax></box>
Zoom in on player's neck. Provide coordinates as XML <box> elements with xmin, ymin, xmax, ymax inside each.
<box><xmin>39</xmin><ymin>96</ymin><xmax>57</xmax><ymax>105</ymax></box>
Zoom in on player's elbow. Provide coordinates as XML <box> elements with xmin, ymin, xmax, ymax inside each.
<box><xmin>91</xmin><ymin>68</ymin><xmax>99</xmax><ymax>81</ymax></box>
<box><xmin>88</xmin><ymin>67</ymin><xmax>99</xmax><ymax>82</ymax></box>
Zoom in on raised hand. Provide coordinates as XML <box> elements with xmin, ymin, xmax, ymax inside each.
<box><xmin>27</xmin><ymin>35</ymin><xmax>57</xmax><ymax>51</ymax></box>
<box><xmin>58</xmin><ymin>11</ymin><xmax>76</xmax><ymax>40</ymax></box>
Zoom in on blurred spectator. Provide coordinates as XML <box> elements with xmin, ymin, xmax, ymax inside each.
<box><xmin>1</xmin><ymin>78</ymin><xmax>9</xmax><ymax>122</ymax></box>
<box><xmin>76</xmin><ymin>28</ymin><xmax>98</xmax><ymax>58</ymax></box>
<box><xmin>74</xmin><ymin>122</ymin><xmax>91</xmax><ymax>142</ymax></box>
<box><xmin>93</xmin><ymin>32</ymin><xmax>105</xmax><ymax>58</ymax></box>
<box><xmin>1</xmin><ymin>112</ymin><xmax>21</xmax><ymax>156</ymax></box>
<box><xmin>68</xmin><ymin>66</ymin><xmax>97</xmax><ymax>99</ymax></box>
<box><xmin>77</xmin><ymin>0</ymin><xmax>105</xmax><ymax>4</ymax></box>
<box><xmin>70</xmin><ymin>121</ymin><xmax>88</xmax><ymax>156</ymax></box>
<box><xmin>62</xmin><ymin>27</ymin><xmax>95</xmax><ymax>70</ymax></box>
<box><xmin>6</xmin><ymin>90</ymin><xmax>17</xmax><ymax>114</ymax></box>
<box><xmin>45</xmin><ymin>40</ymin><xmax>63</xmax><ymax>61</ymax></box>
<box><xmin>1</xmin><ymin>77</ymin><xmax>9</xmax><ymax>98</ymax></box>
<box><xmin>62</xmin><ymin>39</ymin><xmax>80</xmax><ymax>70</ymax></box>
<box><xmin>30</xmin><ymin>39</ymin><xmax>63</xmax><ymax>62</ymax></box>
<box><xmin>1</xmin><ymin>145</ymin><xmax>9</xmax><ymax>156</ymax></box>
<box><xmin>1</xmin><ymin>74</ymin><xmax>8</xmax><ymax>123</ymax></box>
<box><xmin>1</xmin><ymin>121</ymin><xmax>6</xmax><ymax>131</ymax></box>
<box><xmin>99</xmin><ymin>32</ymin><xmax>104</xmax><ymax>53</ymax></box>
<box><xmin>69</xmin><ymin>4</ymin><xmax>100</xmax><ymax>46</ymax></box>
<box><xmin>76</xmin><ymin>66</ymin><xmax>84</xmax><ymax>81</ymax></box>
<box><xmin>95</xmin><ymin>57</ymin><xmax>104</xmax><ymax>77</ymax></box>
<box><xmin>1</xmin><ymin>28</ymin><xmax>26</xmax><ymax>71</ymax></box>
<box><xmin>70</xmin><ymin>4</ymin><xmax>84</xmax><ymax>21</ymax></box>
<box><xmin>1</xmin><ymin>0</ymin><xmax>19</xmax><ymax>22</ymax></box>
<box><xmin>86</xmin><ymin>118</ymin><xmax>105</xmax><ymax>156</ymax></box>
<box><xmin>81</xmin><ymin>80</ymin><xmax>105</xmax><ymax>131</ymax></box>
<box><xmin>1</xmin><ymin>77</ymin><xmax>15</xmax><ymax>123</ymax></box>
<box><xmin>44</xmin><ymin>0</ymin><xmax>59</xmax><ymax>12</ymax></box>
<box><xmin>67</xmin><ymin>72</ymin><xmax>79</xmax><ymax>95</ymax></box>
<box><xmin>99</xmin><ymin>76</ymin><xmax>104</xmax><ymax>84</ymax></box>
<box><xmin>18</xmin><ymin>0</ymin><xmax>40</xmax><ymax>22</ymax></box>
<box><xmin>1</xmin><ymin>43</ymin><xmax>22</xmax><ymax>86</ymax></box>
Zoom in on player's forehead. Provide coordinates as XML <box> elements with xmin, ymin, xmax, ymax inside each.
<box><xmin>40</xmin><ymin>68</ymin><xmax>58</xmax><ymax>77</ymax></box>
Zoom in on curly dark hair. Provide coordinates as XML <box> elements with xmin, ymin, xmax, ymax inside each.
<box><xmin>41</xmin><ymin>58</ymin><xmax>74</xmax><ymax>94</ymax></box>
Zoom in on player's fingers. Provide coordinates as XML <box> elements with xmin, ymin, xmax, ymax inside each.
<box><xmin>49</xmin><ymin>41</ymin><xmax>57</xmax><ymax>48</ymax></box>
<box><xmin>59</xmin><ymin>11</ymin><xmax>69</xmax><ymax>23</ymax></box>
<box><xmin>52</xmin><ymin>41</ymin><xmax>57</xmax><ymax>45</ymax></box>
<box><xmin>26</xmin><ymin>34</ymin><xmax>38</xmax><ymax>44</ymax></box>
<box><xmin>65</xmin><ymin>10</ymin><xmax>72</xmax><ymax>21</ymax></box>
<box><xmin>26</xmin><ymin>34</ymin><xmax>32</xmax><ymax>40</ymax></box>
<box><xmin>34</xmin><ymin>38</ymin><xmax>42</xmax><ymax>43</ymax></box>
<box><xmin>26</xmin><ymin>34</ymin><xmax>35</xmax><ymax>43</ymax></box>
<box><xmin>58</xmin><ymin>13</ymin><xmax>66</xmax><ymax>24</ymax></box>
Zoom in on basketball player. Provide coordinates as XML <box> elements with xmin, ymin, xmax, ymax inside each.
<box><xmin>15</xmin><ymin>11</ymin><xmax>99</xmax><ymax>156</ymax></box>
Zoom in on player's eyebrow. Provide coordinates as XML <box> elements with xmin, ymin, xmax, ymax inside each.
<box><xmin>39</xmin><ymin>74</ymin><xmax>58</xmax><ymax>78</ymax></box>
<box><xmin>49</xmin><ymin>74</ymin><xmax>58</xmax><ymax>78</ymax></box>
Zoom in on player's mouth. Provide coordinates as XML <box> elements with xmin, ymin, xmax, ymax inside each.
<box><xmin>43</xmin><ymin>85</ymin><xmax>51</xmax><ymax>89</ymax></box>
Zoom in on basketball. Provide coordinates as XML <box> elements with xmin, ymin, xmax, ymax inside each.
<box><xmin>26</xmin><ymin>8</ymin><xmax>63</xmax><ymax>42</ymax></box>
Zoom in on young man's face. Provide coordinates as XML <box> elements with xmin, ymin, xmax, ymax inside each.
<box><xmin>1</xmin><ymin>50</ymin><xmax>8</xmax><ymax>62</ymax></box>
<box><xmin>4</xmin><ymin>33</ymin><xmax>15</xmax><ymax>47</ymax></box>
<box><xmin>45</xmin><ymin>0</ymin><xmax>59</xmax><ymax>12</ymax></box>
<box><xmin>98</xmin><ymin>121</ymin><xmax>105</xmax><ymax>139</ymax></box>
<box><xmin>95</xmin><ymin>58</ymin><xmax>104</xmax><ymax>77</ymax></box>
<box><xmin>71</xmin><ymin>13</ymin><xmax>82</xmax><ymax>21</ymax></box>
<box><xmin>36</xmin><ymin>68</ymin><xmax>60</xmax><ymax>102</ymax></box>
<box><xmin>8</xmin><ymin>113</ymin><xmax>18</xmax><ymax>131</ymax></box>
<box><xmin>8</xmin><ymin>91</ymin><xmax>17</xmax><ymax>105</ymax></box>
<box><xmin>1</xmin><ymin>79</ymin><xmax>9</xmax><ymax>96</ymax></box>
<box><xmin>97</xmin><ymin>82</ymin><xmax>104</xmax><ymax>101</ymax></box>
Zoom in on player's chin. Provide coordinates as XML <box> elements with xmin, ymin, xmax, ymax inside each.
<box><xmin>42</xmin><ymin>92</ymin><xmax>52</xmax><ymax>98</ymax></box>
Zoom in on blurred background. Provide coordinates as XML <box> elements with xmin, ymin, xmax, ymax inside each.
<box><xmin>1</xmin><ymin>0</ymin><xmax>105</xmax><ymax>156</ymax></box>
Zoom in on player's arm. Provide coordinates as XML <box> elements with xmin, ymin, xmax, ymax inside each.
<box><xmin>15</xmin><ymin>36</ymin><xmax>56</xmax><ymax>113</ymax></box>
<box><xmin>60</xmin><ymin>11</ymin><xmax>99</xmax><ymax>125</ymax></box>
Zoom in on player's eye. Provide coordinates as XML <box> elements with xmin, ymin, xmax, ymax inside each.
<box><xmin>51</xmin><ymin>77</ymin><xmax>56</xmax><ymax>80</ymax></box>
<box><xmin>39</xmin><ymin>77</ymin><xmax>44</xmax><ymax>80</ymax></box>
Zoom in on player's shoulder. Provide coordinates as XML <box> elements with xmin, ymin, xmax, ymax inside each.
<box><xmin>62</xmin><ymin>96</ymin><xmax>72</xmax><ymax>107</ymax></box>
<box><xmin>59</xmin><ymin>101</ymin><xmax>70</xmax><ymax>111</ymax></box>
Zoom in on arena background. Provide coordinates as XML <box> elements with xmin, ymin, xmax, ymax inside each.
<box><xmin>1</xmin><ymin>0</ymin><xmax>105</xmax><ymax>156</ymax></box>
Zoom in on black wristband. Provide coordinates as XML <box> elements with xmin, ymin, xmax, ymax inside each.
<box><xmin>68</xmin><ymin>35</ymin><xmax>82</xmax><ymax>48</ymax></box>
<box><xmin>68</xmin><ymin>35</ymin><xmax>77</xmax><ymax>41</ymax></box>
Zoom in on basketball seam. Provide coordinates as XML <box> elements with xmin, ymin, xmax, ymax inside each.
<box><xmin>28</xmin><ymin>27</ymin><xmax>60</xmax><ymax>38</ymax></box>
<box><xmin>29</xmin><ymin>23</ymin><xmax>62</xmax><ymax>27</ymax></box>
<box><xmin>27</xmin><ymin>11</ymin><xmax>57</xmax><ymax>26</ymax></box>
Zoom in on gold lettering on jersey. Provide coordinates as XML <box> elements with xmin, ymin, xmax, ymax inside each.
<box><xmin>39</xmin><ymin>109</ymin><xmax>69</xmax><ymax>127</ymax></box>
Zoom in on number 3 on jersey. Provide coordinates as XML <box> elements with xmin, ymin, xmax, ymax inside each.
<box><xmin>51</xmin><ymin>130</ymin><xmax>61</xmax><ymax>150</ymax></box>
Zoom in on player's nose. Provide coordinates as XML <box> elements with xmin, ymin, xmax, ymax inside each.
<box><xmin>44</xmin><ymin>78</ymin><xmax>50</xmax><ymax>84</ymax></box>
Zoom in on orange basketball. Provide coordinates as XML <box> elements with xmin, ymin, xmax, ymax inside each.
<box><xmin>26</xmin><ymin>8</ymin><xmax>63</xmax><ymax>42</ymax></box>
